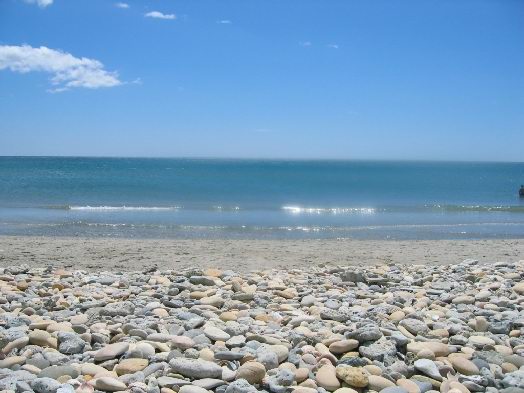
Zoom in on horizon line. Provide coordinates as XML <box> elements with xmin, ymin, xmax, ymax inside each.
<box><xmin>0</xmin><ymin>155</ymin><xmax>523</xmax><ymax>164</ymax></box>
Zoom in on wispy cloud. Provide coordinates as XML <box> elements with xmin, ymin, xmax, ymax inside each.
<box><xmin>0</xmin><ymin>44</ymin><xmax>121</xmax><ymax>92</ymax></box>
<box><xmin>24</xmin><ymin>0</ymin><xmax>53</xmax><ymax>7</ymax></box>
<box><xmin>327</xmin><ymin>43</ymin><xmax>339</xmax><ymax>49</ymax></box>
<box><xmin>299</xmin><ymin>41</ymin><xmax>312</xmax><ymax>47</ymax></box>
<box><xmin>145</xmin><ymin>11</ymin><xmax>176</xmax><ymax>20</ymax></box>
<box><xmin>115</xmin><ymin>2</ymin><xmax>129</xmax><ymax>9</ymax></box>
<box><xmin>216</xmin><ymin>20</ymin><xmax>232</xmax><ymax>24</ymax></box>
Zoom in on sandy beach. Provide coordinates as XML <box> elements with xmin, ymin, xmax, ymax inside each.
<box><xmin>0</xmin><ymin>236</ymin><xmax>522</xmax><ymax>272</ymax></box>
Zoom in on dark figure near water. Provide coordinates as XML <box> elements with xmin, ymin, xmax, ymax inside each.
<box><xmin>520</xmin><ymin>185</ymin><xmax>524</xmax><ymax>197</ymax></box>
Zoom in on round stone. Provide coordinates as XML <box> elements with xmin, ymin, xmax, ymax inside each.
<box><xmin>329</xmin><ymin>339</ymin><xmax>359</xmax><ymax>354</ymax></box>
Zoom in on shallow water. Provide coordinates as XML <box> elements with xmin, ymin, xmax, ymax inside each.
<box><xmin>1</xmin><ymin>157</ymin><xmax>523</xmax><ymax>239</ymax></box>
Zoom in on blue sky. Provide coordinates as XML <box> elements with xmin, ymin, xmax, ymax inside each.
<box><xmin>0</xmin><ymin>0</ymin><xmax>523</xmax><ymax>161</ymax></box>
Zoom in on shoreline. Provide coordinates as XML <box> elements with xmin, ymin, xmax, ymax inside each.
<box><xmin>0</xmin><ymin>236</ymin><xmax>523</xmax><ymax>272</ymax></box>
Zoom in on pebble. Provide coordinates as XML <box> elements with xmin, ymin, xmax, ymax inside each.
<box><xmin>93</xmin><ymin>377</ymin><xmax>127</xmax><ymax>392</ymax></box>
<box><xmin>449</xmin><ymin>356</ymin><xmax>480</xmax><ymax>375</ymax></box>
<box><xmin>316</xmin><ymin>365</ymin><xmax>340</xmax><ymax>391</ymax></box>
<box><xmin>329</xmin><ymin>339</ymin><xmax>359</xmax><ymax>354</ymax></box>
<box><xmin>170</xmin><ymin>358</ymin><xmax>223</xmax><ymax>379</ymax></box>
<box><xmin>0</xmin><ymin>261</ymin><xmax>523</xmax><ymax>393</ymax></box>
<box><xmin>336</xmin><ymin>366</ymin><xmax>369</xmax><ymax>388</ymax></box>
<box><xmin>236</xmin><ymin>361</ymin><xmax>266</xmax><ymax>384</ymax></box>
<box><xmin>94</xmin><ymin>342</ymin><xmax>129</xmax><ymax>361</ymax></box>
<box><xmin>114</xmin><ymin>358</ymin><xmax>149</xmax><ymax>375</ymax></box>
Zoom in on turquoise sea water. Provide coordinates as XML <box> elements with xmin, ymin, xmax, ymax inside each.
<box><xmin>1</xmin><ymin>157</ymin><xmax>524</xmax><ymax>239</ymax></box>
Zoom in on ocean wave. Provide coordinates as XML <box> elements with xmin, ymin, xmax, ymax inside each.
<box><xmin>68</xmin><ymin>206</ymin><xmax>180</xmax><ymax>211</ymax></box>
<box><xmin>26</xmin><ymin>203</ymin><xmax>524</xmax><ymax>214</ymax></box>
<box><xmin>282</xmin><ymin>206</ymin><xmax>376</xmax><ymax>214</ymax></box>
<box><xmin>429</xmin><ymin>204</ymin><xmax>524</xmax><ymax>213</ymax></box>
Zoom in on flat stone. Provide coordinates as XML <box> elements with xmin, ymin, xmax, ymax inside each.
<box><xmin>94</xmin><ymin>342</ymin><xmax>129</xmax><ymax>361</ymax></box>
<box><xmin>192</xmin><ymin>378</ymin><xmax>227</xmax><ymax>389</ymax></box>
<box><xmin>39</xmin><ymin>365</ymin><xmax>79</xmax><ymax>380</ymax></box>
<box><xmin>407</xmin><ymin>342</ymin><xmax>450</xmax><ymax>357</ymax></box>
<box><xmin>0</xmin><ymin>355</ymin><xmax>26</xmax><ymax>368</ymax></box>
<box><xmin>179</xmin><ymin>386</ymin><xmax>209</xmax><ymax>393</ymax></box>
<box><xmin>204</xmin><ymin>326</ymin><xmax>230</xmax><ymax>341</ymax></box>
<box><xmin>114</xmin><ymin>358</ymin><xmax>148</xmax><ymax>375</ymax></box>
<box><xmin>469</xmin><ymin>336</ymin><xmax>496</xmax><ymax>347</ymax></box>
<box><xmin>169</xmin><ymin>358</ymin><xmax>223</xmax><ymax>379</ymax></box>
<box><xmin>93</xmin><ymin>377</ymin><xmax>127</xmax><ymax>392</ymax></box>
<box><xmin>316</xmin><ymin>365</ymin><xmax>340</xmax><ymax>391</ymax></box>
<box><xmin>157</xmin><ymin>377</ymin><xmax>192</xmax><ymax>388</ymax></box>
<box><xmin>329</xmin><ymin>339</ymin><xmax>359</xmax><ymax>354</ymax></box>
<box><xmin>99</xmin><ymin>301</ymin><xmax>135</xmax><ymax>317</ymax></box>
<box><xmin>368</xmin><ymin>375</ymin><xmax>395</xmax><ymax>391</ymax></box>
<box><xmin>335</xmin><ymin>366</ymin><xmax>369</xmax><ymax>388</ymax></box>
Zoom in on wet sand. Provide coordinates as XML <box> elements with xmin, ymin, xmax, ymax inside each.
<box><xmin>0</xmin><ymin>236</ymin><xmax>522</xmax><ymax>272</ymax></box>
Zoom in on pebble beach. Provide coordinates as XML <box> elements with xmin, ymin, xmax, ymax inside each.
<box><xmin>1</xmin><ymin>259</ymin><xmax>524</xmax><ymax>393</ymax></box>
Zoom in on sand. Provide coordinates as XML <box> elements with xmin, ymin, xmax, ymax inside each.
<box><xmin>0</xmin><ymin>236</ymin><xmax>522</xmax><ymax>272</ymax></box>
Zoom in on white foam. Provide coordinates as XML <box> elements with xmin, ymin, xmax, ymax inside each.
<box><xmin>282</xmin><ymin>206</ymin><xmax>375</xmax><ymax>214</ymax></box>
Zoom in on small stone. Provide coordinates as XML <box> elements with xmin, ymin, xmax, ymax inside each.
<box><xmin>407</xmin><ymin>342</ymin><xmax>450</xmax><ymax>357</ymax></box>
<box><xmin>169</xmin><ymin>358</ymin><xmax>223</xmax><ymax>379</ymax></box>
<box><xmin>204</xmin><ymin>326</ymin><xmax>230</xmax><ymax>342</ymax></box>
<box><xmin>236</xmin><ymin>362</ymin><xmax>266</xmax><ymax>385</ymax></box>
<box><xmin>316</xmin><ymin>365</ymin><xmax>340</xmax><ymax>391</ymax></box>
<box><xmin>397</xmin><ymin>378</ymin><xmax>421</xmax><ymax>393</ymax></box>
<box><xmin>469</xmin><ymin>336</ymin><xmax>495</xmax><ymax>347</ymax></box>
<box><xmin>329</xmin><ymin>339</ymin><xmax>359</xmax><ymax>354</ymax></box>
<box><xmin>94</xmin><ymin>342</ymin><xmax>130</xmax><ymax>361</ymax></box>
<box><xmin>114</xmin><ymin>358</ymin><xmax>148</xmax><ymax>375</ymax></box>
<box><xmin>335</xmin><ymin>366</ymin><xmax>369</xmax><ymax>388</ymax></box>
<box><xmin>179</xmin><ymin>386</ymin><xmax>209</xmax><ymax>393</ymax></box>
<box><xmin>449</xmin><ymin>356</ymin><xmax>480</xmax><ymax>375</ymax></box>
<box><xmin>93</xmin><ymin>377</ymin><xmax>127</xmax><ymax>392</ymax></box>
<box><xmin>31</xmin><ymin>377</ymin><xmax>61</xmax><ymax>393</ymax></box>
<box><xmin>452</xmin><ymin>295</ymin><xmax>475</xmax><ymax>305</ymax></box>
<box><xmin>414</xmin><ymin>359</ymin><xmax>442</xmax><ymax>381</ymax></box>
<box><xmin>225</xmin><ymin>379</ymin><xmax>257</xmax><ymax>393</ymax></box>
<box><xmin>368</xmin><ymin>375</ymin><xmax>395</xmax><ymax>391</ymax></box>
<box><xmin>99</xmin><ymin>301</ymin><xmax>135</xmax><ymax>317</ymax></box>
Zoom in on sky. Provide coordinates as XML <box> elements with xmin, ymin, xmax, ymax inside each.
<box><xmin>0</xmin><ymin>0</ymin><xmax>523</xmax><ymax>161</ymax></box>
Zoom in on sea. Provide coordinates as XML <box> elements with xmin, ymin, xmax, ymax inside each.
<box><xmin>1</xmin><ymin>157</ymin><xmax>524</xmax><ymax>240</ymax></box>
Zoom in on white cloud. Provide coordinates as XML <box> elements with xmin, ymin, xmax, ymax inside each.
<box><xmin>0</xmin><ymin>44</ymin><xmax>121</xmax><ymax>91</ymax></box>
<box><xmin>145</xmin><ymin>11</ymin><xmax>176</xmax><ymax>20</ymax></box>
<box><xmin>299</xmin><ymin>41</ymin><xmax>312</xmax><ymax>47</ymax></box>
<box><xmin>327</xmin><ymin>43</ymin><xmax>339</xmax><ymax>49</ymax></box>
<box><xmin>24</xmin><ymin>0</ymin><xmax>53</xmax><ymax>8</ymax></box>
<box><xmin>217</xmin><ymin>20</ymin><xmax>232</xmax><ymax>24</ymax></box>
<box><xmin>115</xmin><ymin>2</ymin><xmax>129</xmax><ymax>9</ymax></box>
